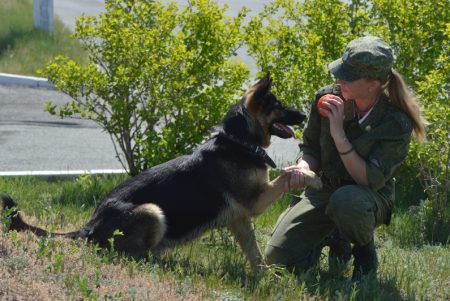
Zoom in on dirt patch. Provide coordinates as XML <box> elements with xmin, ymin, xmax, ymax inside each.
<box><xmin>0</xmin><ymin>233</ymin><xmax>208</xmax><ymax>300</ymax></box>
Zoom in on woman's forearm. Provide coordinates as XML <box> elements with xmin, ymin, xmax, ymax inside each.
<box><xmin>334</xmin><ymin>136</ymin><xmax>369</xmax><ymax>186</ymax></box>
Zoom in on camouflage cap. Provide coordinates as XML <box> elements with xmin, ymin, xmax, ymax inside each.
<box><xmin>327</xmin><ymin>36</ymin><xmax>394</xmax><ymax>81</ymax></box>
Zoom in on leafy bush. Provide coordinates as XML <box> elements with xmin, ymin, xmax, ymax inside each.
<box><xmin>406</xmin><ymin>44</ymin><xmax>450</xmax><ymax>243</ymax></box>
<box><xmin>370</xmin><ymin>0</ymin><xmax>449</xmax><ymax>242</ymax></box>
<box><xmin>244</xmin><ymin>0</ymin><xmax>368</xmax><ymax>111</ymax></box>
<box><xmin>42</xmin><ymin>0</ymin><xmax>249</xmax><ymax>175</ymax></box>
<box><xmin>386</xmin><ymin>203</ymin><xmax>450</xmax><ymax>247</ymax></box>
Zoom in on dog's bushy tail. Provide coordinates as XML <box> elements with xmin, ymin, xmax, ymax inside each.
<box><xmin>1</xmin><ymin>194</ymin><xmax>81</xmax><ymax>238</ymax></box>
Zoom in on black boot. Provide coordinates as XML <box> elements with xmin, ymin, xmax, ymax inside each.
<box><xmin>327</xmin><ymin>229</ymin><xmax>352</xmax><ymax>273</ymax></box>
<box><xmin>352</xmin><ymin>240</ymin><xmax>378</xmax><ymax>281</ymax></box>
<box><xmin>313</xmin><ymin>229</ymin><xmax>351</xmax><ymax>274</ymax></box>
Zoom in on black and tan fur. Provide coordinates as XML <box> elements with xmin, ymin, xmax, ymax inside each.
<box><xmin>1</xmin><ymin>74</ymin><xmax>322</xmax><ymax>267</ymax></box>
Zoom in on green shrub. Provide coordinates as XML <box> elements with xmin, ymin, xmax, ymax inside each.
<box><xmin>42</xmin><ymin>0</ymin><xmax>250</xmax><ymax>175</ymax></box>
<box><xmin>386</xmin><ymin>204</ymin><xmax>450</xmax><ymax>247</ymax></box>
<box><xmin>371</xmin><ymin>0</ymin><xmax>449</xmax><ymax>242</ymax></box>
<box><xmin>244</xmin><ymin>0</ymin><xmax>370</xmax><ymax>111</ymax></box>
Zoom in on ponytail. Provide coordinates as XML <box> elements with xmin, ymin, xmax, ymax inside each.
<box><xmin>382</xmin><ymin>69</ymin><xmax>427</xmax><ymax>143</ymax></box>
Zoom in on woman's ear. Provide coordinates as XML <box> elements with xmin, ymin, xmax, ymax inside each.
<box><xmin>367</xmin><ymin>79</ymin><xmax>381</xmax><ymax>93</ymax></box>
<box><xmin>370</xmin><ymin>79</ymin><xmax>382</xmax><ymax>90</ymax></box>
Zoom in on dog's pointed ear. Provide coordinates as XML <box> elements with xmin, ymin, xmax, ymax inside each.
<box><xmin>252</xmin><ymin>72</ymin><xmax>272</xmax><ymax>98</ymax></box>
<box><xmin>244</xmin><ymin>73</ymin><xmax>273</xmax><ymax>113</ymax></box>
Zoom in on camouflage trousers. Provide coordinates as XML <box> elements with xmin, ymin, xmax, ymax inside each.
<box><xmin>264</xmin><ymin>185</ymin><xmax>392</xmax><ymax>273</ymax></box>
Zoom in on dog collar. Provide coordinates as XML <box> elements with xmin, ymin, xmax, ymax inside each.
<box><xmin>214</xmin><ymin>133</ymin><xmax>277</xmax><ymax>168</ymax></box>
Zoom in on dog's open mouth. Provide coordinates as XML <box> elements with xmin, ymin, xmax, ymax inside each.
<box><xmin>270</xmin><ymin>123</ymin><xmax>295</xmax><ymax>139</ymax></box>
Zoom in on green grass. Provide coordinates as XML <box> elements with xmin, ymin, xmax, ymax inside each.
<box><xmin>1</xmin><ymin>175</ymin><xmax>449</xmax><ymax>300</ymax></box>
<box><xmin>0</xmin><ymin>0</ymin><xmax>87</xmax><ymax>76</ymax></box>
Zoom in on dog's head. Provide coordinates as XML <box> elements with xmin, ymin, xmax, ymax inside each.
<box><xmin>240</xmin><ymin>73</ymin><xmax>306</xmax><ymax>147</ymax></box>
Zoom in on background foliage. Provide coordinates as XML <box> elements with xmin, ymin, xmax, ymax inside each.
<box><xmin>244</xmin><ymin>0</ymin><xmax>360</xmax><ymax>111</ymax></box>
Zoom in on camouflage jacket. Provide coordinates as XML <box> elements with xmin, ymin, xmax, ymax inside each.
<box><xmin>300</xmin><ymin>85</ymin><xmax>413</xmax><ymax>201</ymax></box>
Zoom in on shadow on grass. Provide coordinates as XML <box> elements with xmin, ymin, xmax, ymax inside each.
<box><xmin>313</xmin><ymin>270</ymin><xmax>410</xmax><ymax>301</ymax></box>
<box><xmin>142</xmin><ymin>239</ymin><xmax>411</xmax><ymax>300</ymax></box>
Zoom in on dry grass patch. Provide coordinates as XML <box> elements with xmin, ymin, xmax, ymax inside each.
<box><xmin>0</xmin><ymin>232</ymin><xmax>208</xmax><ymax>300</ymax></box>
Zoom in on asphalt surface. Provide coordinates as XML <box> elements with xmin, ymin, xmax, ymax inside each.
<box><xmin>0</xmin><ymin>0</ymin><xmax>300</xmax><ymax>174</ymax></box>
<box><xmin>0</xmin><ymin>85</ymin><xmax>122</xmax><ymax>172</ymax></box>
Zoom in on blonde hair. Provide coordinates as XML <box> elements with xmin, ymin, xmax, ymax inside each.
<box><xmin>380</xmin><ymin>69</ymin><xmax>427</xmax><ymax>143</ymax></box>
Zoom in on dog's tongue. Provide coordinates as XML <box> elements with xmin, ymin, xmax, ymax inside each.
<box><xmin>274</xmin><ymin>123</ymin><xmax>295</xmax><ymax>137</ymax></box>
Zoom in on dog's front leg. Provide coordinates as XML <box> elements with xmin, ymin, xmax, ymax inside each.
<box><xmin>228</xmin><ymin>217</ymin><xmax>262</xmax><ymax>268</ymax></box>
<box><xmin>250</xmin><ymin>173</ymin><xmax>288</xmax><ymax>216</ymax></box>
<box><xmin>251</xmin><ymin>170</ymin><xmax>322</xmax><ymax>216</ymax></box>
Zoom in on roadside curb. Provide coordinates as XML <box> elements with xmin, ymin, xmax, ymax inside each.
<box><xmin>0</xmin><ymin>169</ymin><xmax>127</xmax><ymax>178</ymax></box>
<box><xmin>0</xmin><ymin>72</ymin><xmax>55</xmax><ymax>89</ymax></box>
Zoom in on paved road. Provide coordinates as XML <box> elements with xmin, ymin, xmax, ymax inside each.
<box><xmin>0</xmin><ymin>85</ymin><xmax>122</xmax><ymax>172</ymax></box>
<box><xmin>0</xmin><ymin>0</ymin><xmax>300</xmax><ymax>174</ymax></box>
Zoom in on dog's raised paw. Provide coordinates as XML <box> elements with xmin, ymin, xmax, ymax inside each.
<box><xmin>302</xmin><ymin>169</ymin><xmax>323</xmax><ymax>190</ymax></box>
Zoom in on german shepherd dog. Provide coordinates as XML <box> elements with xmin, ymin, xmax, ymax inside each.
<box><xmin>1</xmin><ymin>74</ymin><xmax>322</xmax><ymax>267</ymax></box>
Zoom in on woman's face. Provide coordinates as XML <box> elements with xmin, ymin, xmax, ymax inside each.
<box><xmin>338</xmin><ymin>78</ymin><xmax>380</xmax><ymax>101</ymax></box>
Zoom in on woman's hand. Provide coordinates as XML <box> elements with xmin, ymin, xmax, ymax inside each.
<box><xmin>319</xmin><ymin>96</ymin><xmax>370</xmax><ymax>186</ymax></box>
<box><xmin>318</xmin><ymin>95</ymin><xmax>346</xmax><ymax>141</ymax></box>
<box><xmin>279</xmin><ymin>156</ymin><xmax>322</xmax><ymax>192</ymax></box>
<box><xmin>281</xmin><ymin>165</ymin><xmax>307</xmax><ymax>191</ymax></box>
<box><xmin>281</xmin><ymin>165</ymin><xmax>323</xmax><ymax>191</ymax></box>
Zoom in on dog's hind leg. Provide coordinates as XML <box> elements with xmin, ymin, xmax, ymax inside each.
<box><xmin>113</xmin><ymin>203</ymin><xmax>167</xmax><ymax>259</ymax></box>
<box><xmin>228</xmin><ymin>216</ymin><xmax>262</xmax><ymax>268</ymax></box>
